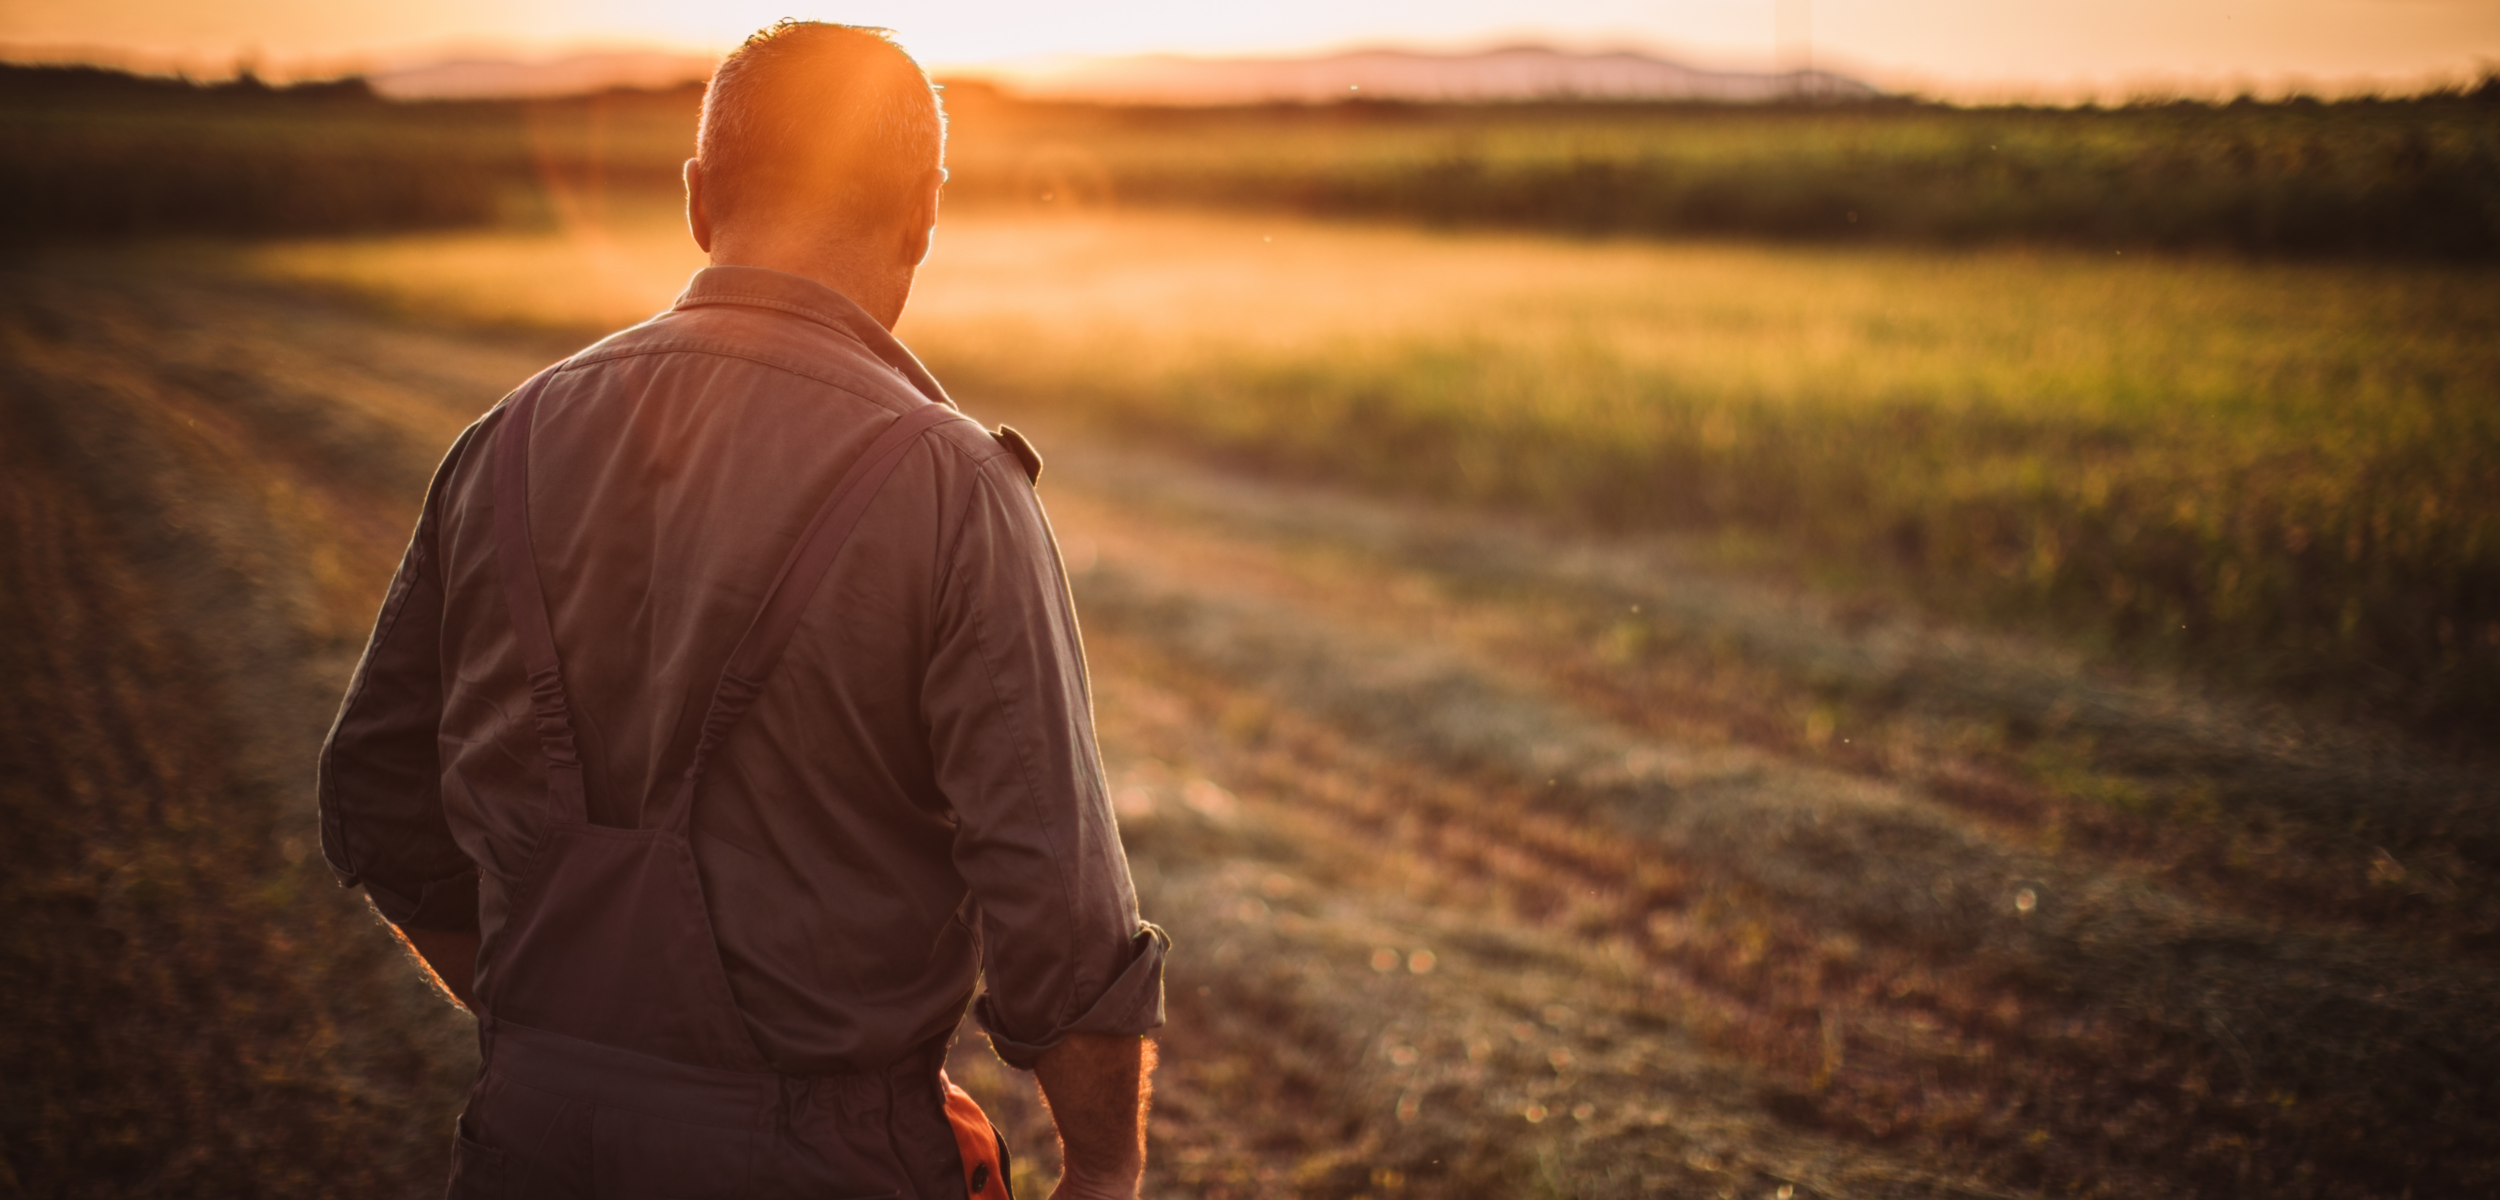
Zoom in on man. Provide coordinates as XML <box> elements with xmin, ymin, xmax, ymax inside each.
<box><xmin>317</xmin><ymin>23</ymin><xmax>1163</xmax><ymax>1199</ymax></box>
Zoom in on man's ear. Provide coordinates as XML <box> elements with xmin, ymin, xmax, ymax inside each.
<box><xmin>684</xmin><ymin>158</ymin><xmax>714</xmax><ymax>254</ymax></box>
<box><xmin>899</xmin><ymin>166</ymin><xmax>944</xmax><ymax>266</ymax></box>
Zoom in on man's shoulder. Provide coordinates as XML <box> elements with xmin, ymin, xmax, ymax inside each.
<box><xmin>568</xmin><ymin>303</ymin><xmax>926</xmax><ymax>417</ymax></box>
<box><xmin>494</xmin><ymin>298</ymin><xmax>1036</xmax><ymax>500</ymax></box>
<box><xmin>988</xmin><ymin>425</ymin><xmax>1043</xmax><ymax>485</ymax></box>
<box><xmin>904</xmin><ymin>411</ymin><xmax>1042</xmax><ymax>500</ymax></box>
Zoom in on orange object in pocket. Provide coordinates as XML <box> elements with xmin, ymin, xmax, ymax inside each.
<box><xmin>939</xmin><ymin>1070</ymin><xmax>1011</xmax><ymax>1197</ymax></box>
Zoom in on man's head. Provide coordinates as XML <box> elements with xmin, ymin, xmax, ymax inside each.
<box><xmin>685</xmin><ymin>22</ymin><xmax>948</xmax><ymax>324</ymax></box>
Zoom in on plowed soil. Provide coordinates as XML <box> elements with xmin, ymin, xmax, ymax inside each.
<box><xmin>3</xmin><ymin>250</ymin><xmax>2493</xmax><ymax>1200</ymax></box>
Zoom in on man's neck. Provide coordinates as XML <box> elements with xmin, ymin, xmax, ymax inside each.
<box><xmin>704</xmin><ymin>235</ymin><xmax>915</xmax><ymax>331</ymax></box>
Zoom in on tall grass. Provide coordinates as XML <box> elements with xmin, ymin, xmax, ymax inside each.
<box><xmin>0</xmin><ymin>65</ymin><xmax>690</xmax><ymax>239</ymax></box>
<box><xmin>11</xmin><ymin>62</ymin><xmax>2499</xmax><ymax>258</ymax></box>
<box><xmin>237</xmin><ymin>209</ymin><xmax>2500</xmax><ymax>735</ymax></box>
<box><xmin>901</xmin><ymin>215</ymin><xmax>2500</xmax><ymax>732</ymax></box>
<box><xmin>940</xmin><ymin>82</ymin><xmax>2500</xmax><ymax>259</ymax></box>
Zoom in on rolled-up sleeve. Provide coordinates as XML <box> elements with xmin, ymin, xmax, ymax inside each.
<box><xmin>316</xmin><ymin>424</ymin><xmax>481</xmax><ymax>932</ymax></box>
<box><xmin>924</xmin><ymin>446</ymin><xmax>1166</xmax><ymax>1069</ymax></box>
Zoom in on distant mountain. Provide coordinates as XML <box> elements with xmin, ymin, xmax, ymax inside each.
<box><xmin>982</xmin><ymin>46</ymin><xmax>1880</xmax><ymax>105</ymax></box>
<box><xmin>357</xmin><ymin>44</ymin><xmax>1875</xmax><ymax>105</ymax></box>
<box><xmin>368</xmin><ymin>51</ymin><xmax>711</xmax><ymax>100</ymax></box>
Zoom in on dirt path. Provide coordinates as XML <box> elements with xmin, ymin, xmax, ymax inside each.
<box><xmin>1030</xmin><ymin>442</ymin><xmax>2500</xmax><ymax>1198</ymax></box>
<box><xmin>3</xmin><ymin>255</ymin><xmax>2490</xmax><ymax>1199</ymax></box>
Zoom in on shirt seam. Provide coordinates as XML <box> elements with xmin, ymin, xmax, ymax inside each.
<box><xmin>929</xmin><ymin>430</ymin><xmax>1020</xmax><ymax>572</ymax></box>
<box><xmin>958</xmin><ymin>468</ymin><xmax>1088</xmax><ymax>1039</ymax></box>
<box><xmin>569</xmin><ymin>338</ymin><xmax>935</xmax><ymax>419</ymax></box>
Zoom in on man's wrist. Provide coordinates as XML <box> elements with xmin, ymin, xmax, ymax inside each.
<box><xmin>1051</xmin><ymin>1159</ymin><xmax>1143</xmax><ymax>1200</ymax></box>
<box><xmin>1033</xmin><ymin>1032</ymin><xmax>1152</xmax><ymax>1200</ymax></box>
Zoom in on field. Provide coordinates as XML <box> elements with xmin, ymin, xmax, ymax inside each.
<box><xmin>249</xmin><ymin>205</ymin><xmax>2500</xmax><ymax>735</ymax></box>
<box><xmin>0</xmin><ymin>67</ymin><xmax>690</xmax><ymax>237</ymax></box>
<box><xmin>10</xmin><ymin>62</ymin><xmax>2500</xmax><ymax>257</ymax></box>
<box><xmin>936</xmin><ymin>83</ymin><xmax>2500</xmax><ymax>258</ymax></box>
<box><xmin>12</xmin><ymin>63</ymin><xmax>2498</xmax><ymax>734</ymax></box>
<box><xmin>5</xmin><ymin>193</ymin><xmax>2496</xmax><ymax>1199</ymax></box>
<box><xmin>7</xmin><ymin>59</ymin><xmax>2500</xmax><ymax>1200</ymax></box>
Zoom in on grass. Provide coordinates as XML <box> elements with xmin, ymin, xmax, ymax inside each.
<box><xmin>939</xmin><ymin>83</ymin><xmax>2500</xmax><ymax>258</ymax></box>
<box><xmin>0</xmin><ymin>65</ymin><xmax>691</xmax><ymax>238</ymax></box>
<box><xmin>239</xmin><ymin>207</ymin><xmax>2500</xmax><ymax>736</ymax></box>
<box><xmin>240</xmin><ymin>195</ymin><xmax>707</xmax><ymax>328</ymax></box>
<box><xmin>10</xmin><ymin>62</ymin><xmax>2498</xmax><ymax>257</ymax></box>
<box><xmin>0</xmin><ymin>277</ymin><xmax>483</xmax><ymax>1196</ymax></box>
<box><xmin>15</xmin><ymin>227</ymin><xmax>2498</xmax><ymax>1200</ymax></box>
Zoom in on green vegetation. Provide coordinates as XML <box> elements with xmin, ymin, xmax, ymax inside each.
<box><xmin>12</xmin><ymin>60</ymin><xmax>2492</xmax><ymax>723</ymax></box>
<box><xmin>943</xmin><ymin>82</ymin><xmax>2500</xmax><ymax>259</ymax></box>
<box><xmin>1106</xmin><ymin>322</ymin><xmax>2499</xmax><ymax>725</ymax></box>
<box><xmin>12</xmin><ymin>126</ymin><xmax>2499</xmax><ymax>1200</ymax></box>
<box><xmin>238</xmin><ymin>208</ymin><xmax>2500</xmax><ymax>737</ymax></box>
<box><xmin>10</xmin><ymin>62</ymin><xmax>2500</xmax><ymax>259</ymax></box>
<box><xmin>0</xmin><ymin>65</ymin><xmax>690</xmax><ymax>237</ymax></box>
<box><xmin>14</xmin><ymin>60</ymin><xmax>2476</xmax><ymax>727</ymax></box>
<box><xmin>900</xmin><ymin>215</ymin><xmax>2500</xmax><ymax>737</ymax></box>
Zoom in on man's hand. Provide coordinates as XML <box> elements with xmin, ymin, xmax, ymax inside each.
<box><xmin>394</xmin><ymin>924</ymin><xmax>480</xmax><ymax>1012</ymax></box>
<box><xmin>1034</xmin><ymin>1033</ymin><xmax>1156</xmax><ymax>1200</ymax></box>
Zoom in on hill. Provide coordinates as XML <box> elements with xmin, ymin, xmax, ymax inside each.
<box><xmin>971</xmin><ymin>45</ymin><xmax>1877</xmax><ymax>105</ymax></box>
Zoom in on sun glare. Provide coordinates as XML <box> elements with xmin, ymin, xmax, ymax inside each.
<box><xmin>4</xmin><ymin>0</ymin><xmax>2496</xmax><ymax>98</ymax></box>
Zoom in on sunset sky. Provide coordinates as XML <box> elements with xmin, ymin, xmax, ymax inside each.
<box><xmin>6</xmin><ymin>0</ymin><xmax>2497</xmax><ymax>99</ymax></box>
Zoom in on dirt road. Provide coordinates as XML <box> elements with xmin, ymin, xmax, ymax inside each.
<box><xmin>3</xmin><ymin>254</ymin><xmax>2492</xmax><ymax>1199</ymax></box>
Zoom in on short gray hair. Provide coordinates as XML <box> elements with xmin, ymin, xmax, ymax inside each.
<box><xmin>697</xmin><ymin>22</ymin><xmax>947</xmax><ymax>231</ymax></box>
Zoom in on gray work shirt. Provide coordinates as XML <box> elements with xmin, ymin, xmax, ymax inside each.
<box><xmin>317</xmin><ymin>264</ymin><xmax>1165</xmax><ymax>1075</ymax></box>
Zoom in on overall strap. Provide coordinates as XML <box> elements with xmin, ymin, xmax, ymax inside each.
<box><xmin>494</xmin><ymin>372</ymin><xmax>955</xmax><ymax>833</ymax></box>
<box><xmin>491</xmin><ymin>367</ymin><xmax>588</xmax><ymax>825</ymax></box>
<box><xmin>654</xmin><ymin>401</ymin><xmax>958</xmax><ymax>831</ymax></box>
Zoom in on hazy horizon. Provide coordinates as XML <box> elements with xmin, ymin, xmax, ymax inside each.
<box><xmin>5</xmin><ymin>0</ymin><xmax>2498</xmax><ymax>103</ymax></box>
<box><xmin>5</xmin><ymin>36</ymin><xmax>2493</xmax><ymax>105</ymax></box>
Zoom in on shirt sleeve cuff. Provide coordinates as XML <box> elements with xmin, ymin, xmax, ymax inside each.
<box><xmin>363</xmin><ymin>867</ymin><xmax>482</xmax><ymax>932</ymax></box>
<box><xmin>975</xmin><ymin>922</ymin><xmax>1169</xmax><ymax>1070</ymax></box>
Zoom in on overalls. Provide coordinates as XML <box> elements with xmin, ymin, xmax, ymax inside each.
<box><xmin>448</xmin><ymin>373</ymin><xmax>1008</xmax><ymax>1200</ymax></box>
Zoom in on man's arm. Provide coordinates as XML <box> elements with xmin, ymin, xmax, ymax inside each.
<box><xmin>320</xmin><ymin>421</ymin><xmax>487</xmax><ymax>990</ymax></box>
<box><xmin>1035</xmin><ymin>1034</ymin><xmax>1155</xmax><ymax>1200</ymax></box>
<box><xmin>395</xmin><ymin>924</ymin><xmax>480</xmax><ymax>1011</ymax></box>
<box><xmin>917</xmin><ymin>441</ymin><xmax>1167</xmax><ymax>1184</ymax></box>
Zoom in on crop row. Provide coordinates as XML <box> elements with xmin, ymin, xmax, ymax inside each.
<box><xmin>943</xmin><ymin>84</ymin><xmax>2500</xmax><ymax>259</ymax></box>
<box><xmin>10</xmin><ymin>63</ymin><xmax>2500</xmax><ymax>259</ymax></box>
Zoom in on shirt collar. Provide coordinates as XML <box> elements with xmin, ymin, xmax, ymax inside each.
<box><xmin>672</xmin><ymin>265</ymin><xmax>957</xmax><ymax>410</ymax></box>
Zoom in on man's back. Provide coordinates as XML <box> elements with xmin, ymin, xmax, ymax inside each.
<box><xmin>321</xmin><ymin>266</ymin><xmax>1159</xmax><ymax>1075</ymax></box>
